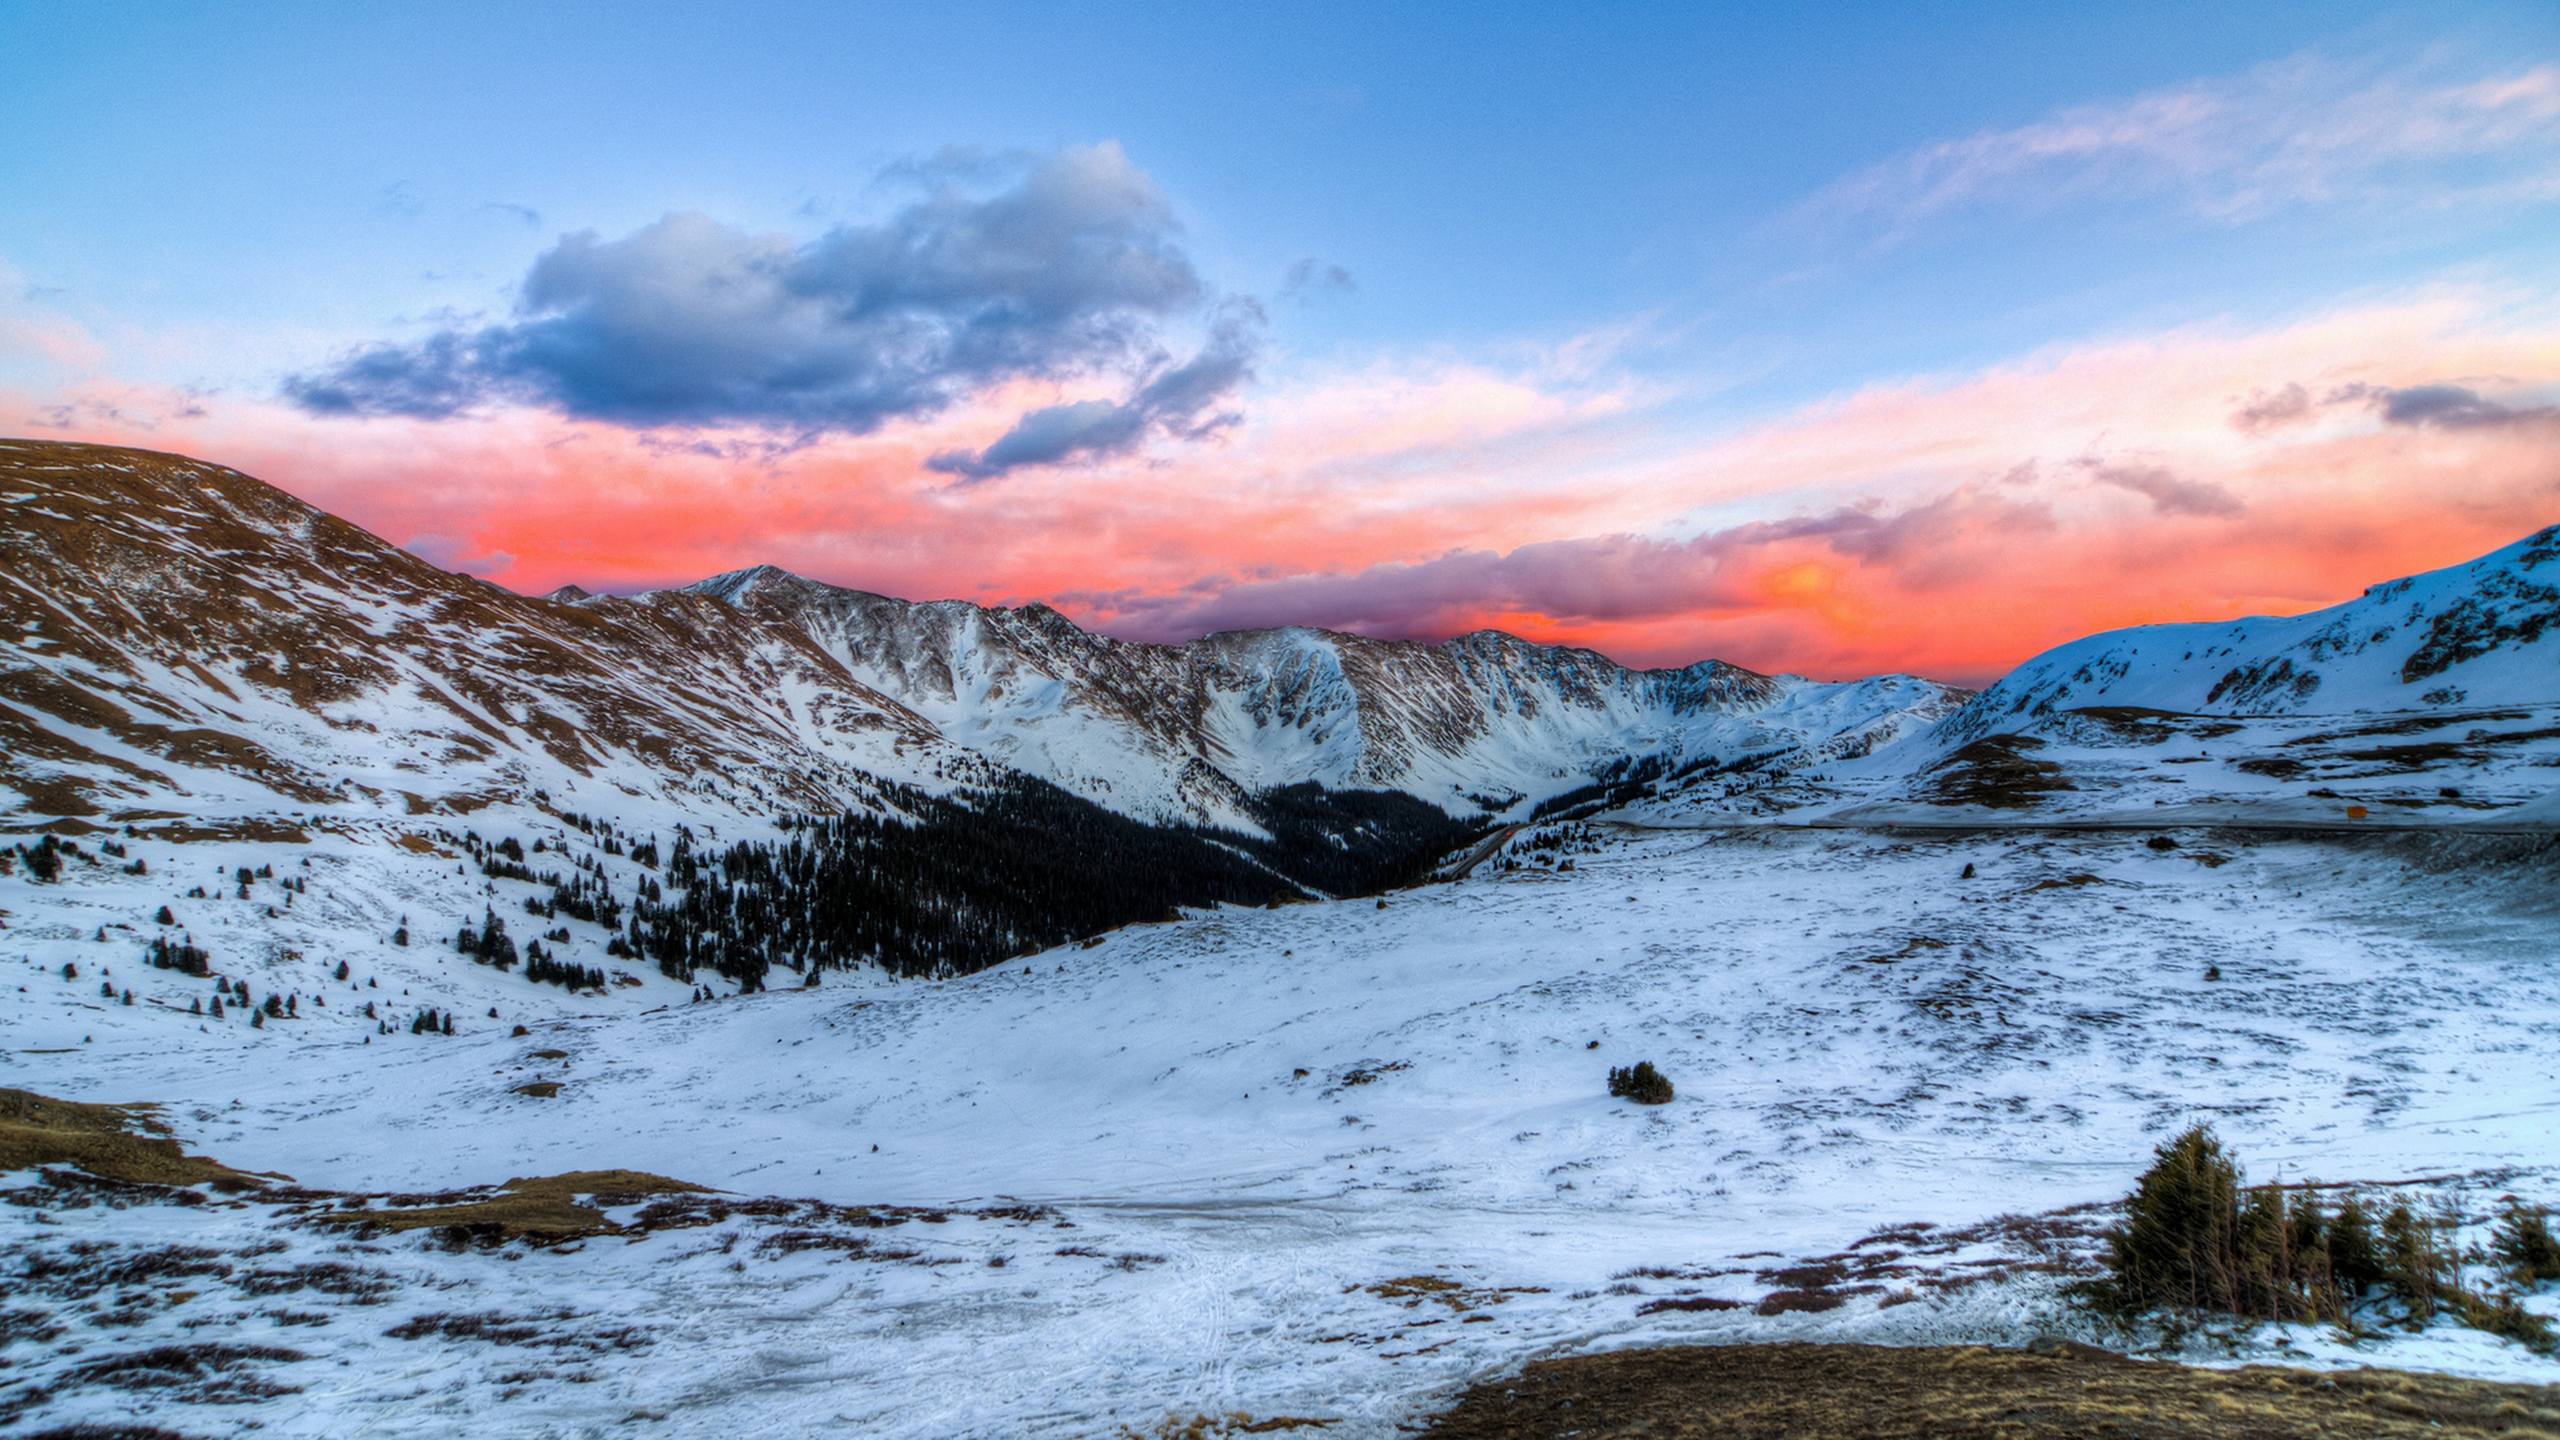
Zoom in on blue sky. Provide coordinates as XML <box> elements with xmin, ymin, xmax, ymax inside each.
<box><xmin>4</xmin><ymin>1</ymin><xmax>2557</xmax><ymax>680</ymax></box>
<box><xmin>9</xmin><ymin>2</ymin><xmax>2547</xmax><ymax>391</ymax></box>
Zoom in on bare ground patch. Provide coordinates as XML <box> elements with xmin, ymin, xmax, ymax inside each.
<box><xmin>1416</xmin><ymin>1342</ymin><xmax>2560</xmax><ymax>1438</ymax></box>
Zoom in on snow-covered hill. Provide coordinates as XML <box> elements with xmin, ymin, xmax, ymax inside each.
<box><xmin>1626</xmin><ymin>525</ymin><xmax>2560</xmax><ymax>829</ymax></box>
<box><xmin>0</xmin><ymin>440</ymin><xmax>957</xmax><ymax>841</ymax></box>
<box><xmin>1946</xmin><ymin>523</ymin><xmax>2560</xmax><ymax>733</ymax></box>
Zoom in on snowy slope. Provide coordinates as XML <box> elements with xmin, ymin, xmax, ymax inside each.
<box><xmin>689</xmin><ymin>564</ymin><xmax>1965</xmax><ymax>826</ymax></box>
<box><xmin>1864</xmin><ymin>529</ymin><xmax>2560</xmax><ymax>826</ymax></box>
<box><xmin>1627</xmin><ymin>526</ymin><xmax>2560</xmax><ymax>828</ymax></box>
<box><xmin>1945</xmin><ymin>524</ymin><xmax>2560</xmax><ymax>732</ymax></box>
<box><xmin>0</xmin><ymin>440</ymin><xmax>966</xmax><ymax>840</ymax></box>
<box><xmin>6</xmin><ymin>820</ymin><xmax>2557</xmax><ymax>1436</ymax></box>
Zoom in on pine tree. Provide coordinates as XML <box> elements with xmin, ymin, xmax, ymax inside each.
<box><xmin>2381</xmin><ymin>1202</ymin><xmax>2455</xmax><ymax>1325</ymax></box>
<box><xmin>2100</xmin><ymin>1126</ymin><xmax>2243</xmax><ymax>1315</ymax></box>
<box><xmin>2493</xmin><ymin>1203</ymin><xmax>2560</xmax><ymax>1285</ymax></box>
<box><xmin>1606</xmin><ymin>1061</ymin><xmax>1675</xmax><ymax>1105</ymax></box>
<box><xmin>2285</xmin><ymin>1190</ymin><xmax>2337</xmax><ymax>1315</ymax></box>
<box><xmin>2234</xmin><ymin>1182</ymin><xmax>2293</xmax><ymax>1320</ymax></box>
<box><xmin>2329</xmin><ymin>1196</ymin><xmax>2385</xmax><ymax>1298</ymax></box>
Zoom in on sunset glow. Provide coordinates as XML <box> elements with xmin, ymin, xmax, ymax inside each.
<box><xmin>5</xmin><ymin>5</ymin><xmax>2556</xmax><ymax>685</ymax></box>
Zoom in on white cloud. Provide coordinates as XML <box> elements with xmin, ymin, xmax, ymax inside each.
<box><xmin>1804</xmin><ymin>52</ymin><xmax>2560</xmax><ymax>237</ymax></box>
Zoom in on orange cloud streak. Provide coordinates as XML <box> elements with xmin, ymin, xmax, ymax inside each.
<box><xmin>17</xmin><ymin>291</ymin><xmax>2560</xmax><ymax>686</ymax></box>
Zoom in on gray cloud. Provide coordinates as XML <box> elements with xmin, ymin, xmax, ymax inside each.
<box><xmin>288</xmin><ymin>144</ymin><xmax>1218</xmax><ymax>440</ymax></box>
<box><xmin>376</xmin><ymin>182</ymin><xmax>425</xmax><ymax>220</ymax></box>
<box><xmin>927</xmin><ymin>299</ymin><xmax>1262</xmax><ymax>482</ymax></box>
<box><xmin>404</xmin><ymin>532</ymin><xmax>516</xmax><ymax>576</ymax></box>
<box><xmin>290</xmin><ymin>331</ymin><xmax>490</xmax><ymax>419</ymax></box>
<box><xmin>2229</xmin><ymin>378</ymin><xmax>2560</xmax><ymax>434</ymax></box>
<box><xmin>2083</xmin><ymin>460</ymin><xmax>2245</xmax><ymax>517</ymax></box>
<box><xmin>2352</xmin><ymin>382</ymin><xmax>2560</xmax><ymax>430</ymax></box>
<box><xmin>1075</xmin><ymin>488</ymin><xmax>2053</xmax><ymax>642</ymax></box>
<box><xmin>478</xmin><ymin>201</ymin><xmax>543</xmax><ymax>229</ymax></box>
<box><xmin>2230</xmin><ymin>382</ymin><xmax>2312</xmax><ymax>433</ymax></box>
<box><xmin>1280</xmin><ymin>257</ymin><xmax>1356</xmax><ymax>299</ymax></box>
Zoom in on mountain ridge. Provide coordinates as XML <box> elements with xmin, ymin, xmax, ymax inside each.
<box><xmin>6</xmin><ymin>437</ymin><xmax>2551</xmax><ymax>845</ymax></box>
<box><xmin>676</xmin><ymin>557</ymin><xmax>1824</xmax><ymax>689</ymax></box>
<box><xmin>0</xmin><ymin>438</ymin><xmax>1959</xmax><ymax>834</ymax></box>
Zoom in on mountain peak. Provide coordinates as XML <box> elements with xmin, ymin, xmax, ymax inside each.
<box><xmin>685</xmin><ymin>562</ymin><xmax>811</xmax><ymax>602</ymax></box>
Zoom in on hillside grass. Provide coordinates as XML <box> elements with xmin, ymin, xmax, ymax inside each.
<box><xmin>1417</xmin><ymin>1342</ymin><xmax>2560</xmax><ymax>1438</ymax></box>
<box><xmin>320</xmin><ymin>1170</ymin><xmax>711</xmax><ymax>1244</ymax></box>
<box><xmin>0</xmin><ymin>1086</ymin><xmax>265</xmax><ymax>1188</ymax></box>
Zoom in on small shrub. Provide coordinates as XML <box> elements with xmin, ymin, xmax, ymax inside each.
<box><xmin>1607</xmin><ymin>1062</ymin><xmax>1674</xmax><ymax>1105</ymax></box>
<box><xmin>2492</xmin><ymin>1203</ymin><xmax>2560</xmax><ymax>1285</ymax></box>
<box><xmin>2458</xmin><ymin>1290</ymin><xmax>2558</xmax><ymax>1354</ymax></box>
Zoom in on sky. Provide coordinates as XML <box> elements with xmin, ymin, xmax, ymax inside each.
<box><xmin>3</xmin><ymin>0</ymin><xmax>2558</xmax><ymax>685</ymax></box>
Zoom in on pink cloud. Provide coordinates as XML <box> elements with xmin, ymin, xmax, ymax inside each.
<box><xmin>14</xmin><ymin>290</ymin><xmax>2560</xmax><ymax>686</ymax></box>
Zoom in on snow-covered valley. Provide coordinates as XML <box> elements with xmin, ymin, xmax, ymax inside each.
<box><xmin>6</xmin><ymin>818</ymin><xmax>2557</xmax><ymax>1436</ymax></box>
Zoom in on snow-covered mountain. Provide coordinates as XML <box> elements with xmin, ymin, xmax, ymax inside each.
<box><xmin>1942</xmin><ymin>523</ymin><xmax>2560</xmax><ymax>737</ymax></box>
<box><xmin>683</xmin><ymin>561</ymin><xmax>1961</xmax><ymax>827</ymax></box>
<box><xmin>9</xmin><ymin>436</ymin><xmax>2552</xmax><ymax>847</ymax></box>
<box><xmin>0</xmin><ymin>439</ymin><xmax>1961</xmax><ymax>836</ymax></box>
<box><xmin>1870</xmin><ymin>525</ymin><xmax>2560</xmax><ymax>824</ymax></box>
<box><xmin>0</xmin><ymin>440</ymin><xmax>957</xmax><ymax>838</ymax></box>
<box><xmin>1618</xmin><ymin>523</ymin><xmax>2560</xmax><ymax>828</ymax></box>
